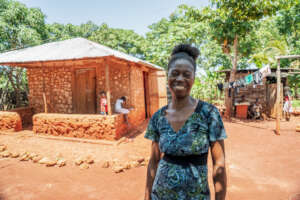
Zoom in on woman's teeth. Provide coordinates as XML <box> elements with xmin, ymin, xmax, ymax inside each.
<box><xmin>175</xmin><ymin>86</ymin><xmax>185</xmax><ymax>90</ymax></box>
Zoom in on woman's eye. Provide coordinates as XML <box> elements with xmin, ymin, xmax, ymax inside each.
<box><xmin>184</xmin><ymin>73</ymin><xmax>191</xmax><ymax>78</ymax></box>
<box><xmin>171</xmin><ymin>71</ymin><xmax>179</xmax><ymax>76</ymax></box>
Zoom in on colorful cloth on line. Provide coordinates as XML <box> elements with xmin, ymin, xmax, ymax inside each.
<box><xmin>245</xmin><ymin>74</ymin><xmax>253</xmax><ymax>84</ymax></box>
<box><xmin>144</xmin><ymin>100</ymin><xmax>227</xmax><ymax>200</ymax></box>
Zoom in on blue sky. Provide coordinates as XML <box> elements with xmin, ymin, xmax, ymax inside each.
<box><xmin>18</xmin><ymin>0</ymin><xmax>209</xmax><ymax>35</ymax></box>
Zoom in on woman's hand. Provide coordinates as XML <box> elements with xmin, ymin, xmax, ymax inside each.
<box><xmin>144</xmin><ymin>141</ymin><xmax>160</xmax><ymax>200</ymax></box>
<box><xmin>210</xmin><ymin>140</ymin><xmax>227</xmax><ymax>200</ymax></box>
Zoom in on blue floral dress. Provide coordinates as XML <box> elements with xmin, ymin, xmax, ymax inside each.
<box><xmin>144</xmin><ymin>100</ymin><xmax>227</xmax><ymax>200</ymax></box>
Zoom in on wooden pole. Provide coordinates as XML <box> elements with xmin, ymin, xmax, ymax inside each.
<box><xmin>105</xmin><ymin>63</ymin><xmax>112</xmax><ymax>115</ymax></box>
<box><xmin>276</xmin><ymin>59</ymin><xmax>280</xmax><ymax>135</ymax></box>
<box><xmin>42</xmin><ymin>63</ymin><xmax>48</xmax><ymax>113</ymax></box>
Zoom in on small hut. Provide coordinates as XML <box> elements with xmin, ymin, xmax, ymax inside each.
<box><xmin>0</xmin><ymin>38</ymin><xmax>167</xmax><ymax>140</ymax></box>
<box><xmin>219</xmin><ymin>68</ymin><xmax>297</xmax><ymax>118</ymax></box>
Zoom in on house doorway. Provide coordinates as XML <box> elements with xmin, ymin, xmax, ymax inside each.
<box><xmin>143</xmin><ymin>71</ymin><xmax>150</xmax><ymax>118</ymax></box>
<box><xmin>74</xmin><ymin>68</ymin><xmax>96</xmax><ymax>114</ymax></box>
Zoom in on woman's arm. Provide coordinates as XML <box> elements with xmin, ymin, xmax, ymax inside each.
<box><xmin>210</xmin><ymin>140</ymin><xmax>227</xmax><ymax>200</ymax></box>
<box><xmin>144</xmin><ymin>141</ymin><xmax>161</xmax><ymax>200</ymax></box>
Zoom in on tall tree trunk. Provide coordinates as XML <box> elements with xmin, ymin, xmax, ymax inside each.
<box><xmin>225</xmin><ymin>35</ymin><xmax>239</xmax><ymax>118</ymax></box>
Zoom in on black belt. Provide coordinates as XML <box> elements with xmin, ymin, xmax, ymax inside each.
<box><xmin>163</xmin><ymin>153</ymin><xmax>208</xmax><ymax>166</ymax></box>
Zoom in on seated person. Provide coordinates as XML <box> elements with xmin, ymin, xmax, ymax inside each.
<box><xmin>250</xmin><ymin>98</ymin><xmax>262</xmax><ymax>120</ymax></box>
<box><xmin>115</xmin><ymin>96</ymin><xmax>131</xmax><ymax>124</ymax></box>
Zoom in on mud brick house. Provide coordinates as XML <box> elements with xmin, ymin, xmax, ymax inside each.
<box><xmin>219</xmin><ymin>68</ymin><xmax>296</xmax><ymax>118</ymax></box>
<box><xmin>0</xmin><ymin>38</ymin><xmax>167</xmax><ymax>140</ymax></box>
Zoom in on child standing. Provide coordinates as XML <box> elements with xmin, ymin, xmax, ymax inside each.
<box><xmin>100</xmin><ymin>91</ymin><xmax>108</xmax><ymax>115</ymax></box>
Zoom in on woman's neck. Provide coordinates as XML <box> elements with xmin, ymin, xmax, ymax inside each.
<box><xmin>170</xmin><ymin>96</ymin><xmax>194</xmax><ymax>110</ymax></box>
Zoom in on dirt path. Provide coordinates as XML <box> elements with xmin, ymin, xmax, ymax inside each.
<box><xmin>0</xmin><ymin>117</ymin><xmax>300</xmax><ymax>200</ymax></box>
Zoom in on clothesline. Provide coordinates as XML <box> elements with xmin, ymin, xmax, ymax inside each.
<box><xmin>223</xmin><ymin>65</ymin><xmax>271</xmax><ymax>89</ymax></box>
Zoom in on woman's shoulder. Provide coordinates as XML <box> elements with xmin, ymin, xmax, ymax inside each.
<box><xmin>196</xmin><ymin>100</ymin><xmax>218</xmax><ymax>114</ymax></box>
<box><xmin>150</xmin><ymin>105</ymin><xmax>168</xmax><ymax>120</ymax></box>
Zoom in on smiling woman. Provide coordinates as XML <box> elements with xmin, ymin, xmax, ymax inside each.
<box><xmin>144</xmin><ymin>44</ymin><xmax>227</xmax><ymax>200</ymax></box>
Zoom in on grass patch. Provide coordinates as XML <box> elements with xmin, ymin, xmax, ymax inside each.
<box><xmin>292</xmin><ymin>100</ymin><xmax>300</xmax><ymax>108</ymax></box>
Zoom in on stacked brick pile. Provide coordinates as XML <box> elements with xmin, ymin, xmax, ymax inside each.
<box><xmin>33</xmin><ymin>113</ymin><xmax>128</xmax><ymax>140</ymax></box>
<box><xmin>0</xmin><ymin>112</ymin><xmax>22</xmax><ymax>131</ymax></box>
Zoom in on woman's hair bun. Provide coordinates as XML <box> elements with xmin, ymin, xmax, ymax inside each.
<box><xmin>171</xmin><ymin>44</ymin><xmax>200</xmax><ymax>61</ymax></box>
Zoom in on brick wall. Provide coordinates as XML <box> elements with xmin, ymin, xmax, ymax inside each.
<box><xmin>27</xmin><ymin>67</ymin><xmax>72</xmax><ymax>114</ymax></box>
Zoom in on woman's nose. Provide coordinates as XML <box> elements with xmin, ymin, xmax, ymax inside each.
<box><xmin>176</xmin><ymin>74</ymin><xmax>184</xmax><ymax>81</ymax></box>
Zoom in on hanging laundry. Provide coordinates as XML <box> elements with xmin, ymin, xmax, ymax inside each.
<box><xmin>259</xmin><ymin>65</ymin><xmax>271</xmax><ymax>78</ymax></box>
<box><xmin>253</xmin><ymin>71</ymin><xmax>263</xmax><ymax>85</ymax></box>
<box><xmin>233</xmin><ymin>82</ymin><xmax>238</xmax><ymax>88</ymax></box>
<box><xmin>224</xmin><ymin>82</ymin><xmax>229</xmax><ymax>89</ymax></box>
<box><xmin>239</xmin><ymin>78</ymin><xmax>246</xmax><ymax>87</ymax></box>
<box><xmin>217</xmin><ymin>83</ymin><xmax>223</xmax><ymax>91</ymax></box>
<box><xmin>245</xmin><ymin>74</ymin><xmax>253</xmax><ymax>84</ymax></box>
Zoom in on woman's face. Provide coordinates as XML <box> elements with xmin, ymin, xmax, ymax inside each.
<box><xmin>168</xmin><ymin>59</ymin><xmax>195</xmax><ymax>99</ymax></box>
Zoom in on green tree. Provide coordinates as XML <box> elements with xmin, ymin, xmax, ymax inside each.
<box><xmin>0</xmin><ymin>0</ymin><xmax>47</xmax><ymax>108</ymax></box>
<box><xmin>89</xmin><ymin>23</ymin><xmax>145</xmax><ymax>57</ymax></box>
<box><xmin>46</xmin><ymin>21</ymin><xmax>99</xmax><ymax>42</ymax></box>
<box><xmin>185</xmin><ymin>0</ymin><xmax>295</xmax><ymax>117</ymax></box>
<box><xmin>143</xmin><ymin>6</ymin><xmax>231</xmax><ymax>71</ymax></box>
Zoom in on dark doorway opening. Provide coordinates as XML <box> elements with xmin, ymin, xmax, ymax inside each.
<box><xmin>143</xmin><ymin>71</ymin><xmax>150</xmax><ymax>118</ymax></box>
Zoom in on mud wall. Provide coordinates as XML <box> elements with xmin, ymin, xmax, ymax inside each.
<box><xmin>32</xmin><ymin>113</ymin><xmax>128</xmax><ymax>140</ymax></box>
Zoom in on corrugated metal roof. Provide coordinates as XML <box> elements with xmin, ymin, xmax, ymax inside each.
<box><xmin>0</xmin><ymin>37</ymin><xmax>163</xmax><ymax>70</ymax></box>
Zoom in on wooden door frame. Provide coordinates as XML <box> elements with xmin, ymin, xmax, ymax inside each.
<box><xmin>72</xmin><ymin>66</ymin><xmax>97</xmax><ymax>114</ymax></box>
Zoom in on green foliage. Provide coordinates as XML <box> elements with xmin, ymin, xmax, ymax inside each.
<box><xmin>143</xmin><ymin>6</ymin><xmax>231</xmax><ymax>70</ymax></box>
<box><xmin>191</xmin><ymin>71</ymin><xmax>225</xmax><ymax>103</ymax></box>
<box><xmin>46</xmin><ymin>21</ymin><xmax>99</xmax><ymax>42</ymax></box>
<box><xmin>89</xmin><ymin>23</ymin><xmax>145</xmax><ymax>57</ymax></box>
<box><xmin>0</xmin><ymin>0</ymin><xmax>47</xmax><ymax>109</ymax></box>
<box><xmin>292</xmin><ymin>100</ymin><xmax>300</xmax><ymax>108</ymax></box>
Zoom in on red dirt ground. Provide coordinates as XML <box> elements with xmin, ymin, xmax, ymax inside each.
<box><xmin>0</xmin><ymin>117</ymin><xmax>300</xmax><ymax>200</ymax></box>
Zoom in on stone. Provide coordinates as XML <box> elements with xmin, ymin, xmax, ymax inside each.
<box><xmin>1</xmin><ymin>151</ymin><xmax>11</xmax><ymax>158</ymax></box>
<box><xmin>140</xmin><ymin>161</ymin><xmax>147</xmax><ymax>166</ymax></box>
<box><xmin>123</xmin><ymin>162</ymin><xmax>131</xmax><ymax>170</ymax></box>
<box><xmin>11</xmin><ymin>152</ymin><xmax>20</xmax><ymax>158</ymax></box>
<box><xmin>137</xmin><ymin>157</ymin><xmax>145</xmax><ymax>163</ymax></box>
<box><xmin>19</xmin><ymin>154</ymin><xmax>30</xmax><ymax>161</ymax></box>
<box><xmin>85</xmin><ymin>156</ymin><xmax>94</xmax><ymax>164</ymax></box>
<box><xmin>0</xmin><ymin>145</ymin><xmax>7</xmax><ymax>152</ymax></box>
<box><xmin>32</xmin><ymin>156</ymin><xmax>42</xmax><ymax>163</ymax></box>
<box><xmin>56</xmin><ymin>159</ymin><xmax>66</xmax><ymax>167</ymax></box>
<box><xmin>112</xmin><ymin>166</ymin><xmax>124</xmax><ymax>173</ymax></box>
<box><xmin>28</xmin><ymin>153</ymin><xmax>38</xmax><ymax>160</ymax></box>
<box><xmin>75</xmin><ymin>157</ymin><xmax>84</xmax><ymax>166</ymax></box>
<box><xmin>38</xmin><ymin>157</ymin><xmax>56</xmax><ymax>166</ymax></box>
<box><xmin>102</xmin><ymin>161</ymin><xmax>110</xmax><ymax>168</ymax></box>
<box><xmin>79</xmin><ymin>163</ymin><xmax>89</xmax><ymax>170</ymax></box>
<box><xmin>130</xmin><ymin>161</ymin><xmax>140</xmax><ymax>168</ymax></box>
